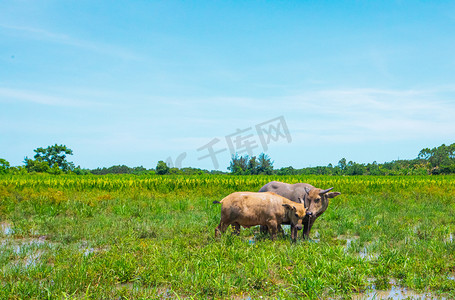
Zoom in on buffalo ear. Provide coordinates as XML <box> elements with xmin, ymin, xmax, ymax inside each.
<box><xmin>282</xmin><ymin>204</ymin><xmax>296</xmax><ymax>211</ymax></box>
<box><xmin>327</xmin><ymin>192</ymin><xmax>341</xmax><ymax>198</ymax></box>
<box><xmin>304</xmin><ymin>187</ymin><xmax>311</xmax><ymax>194</ymax></box>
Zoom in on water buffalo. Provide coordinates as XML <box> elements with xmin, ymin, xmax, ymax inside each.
<box><xmin>258</xmin><ymin>181</ymin><xmax>341</xmax><ymax>239</ymax></box>
<box><xmin>213</xmin><ymin>191</ymin><xmax>307</xmax><ymax>241</ymax></box>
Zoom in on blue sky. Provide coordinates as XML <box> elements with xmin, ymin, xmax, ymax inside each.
<box><xmin>1</xmin><ymin>1</ymin><xmax>455</xmax><ymax>170</ymax></box>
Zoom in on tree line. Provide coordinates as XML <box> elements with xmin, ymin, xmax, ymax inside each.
<box><xmin>0</xmin><ymin>143</ymin><xmax>454</xmax><ymax>175</ymax></box>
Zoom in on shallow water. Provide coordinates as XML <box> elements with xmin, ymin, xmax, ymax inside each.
<box><xmin>25</xmin><ymin>251</ymin><xmax>43</xmax><ymax>267</ymax></box>
<box><xmin>337</xmin><ymin>235</ymin><xmax>360</xmax><ymax>254</ymax></box>
<box><xmin>354</xmin><ymin>288</ymin><xmax>445</xmax><ymax>300</ymax></box>
<box><xmin>79</xmin><ymin>241</ymin><xmax>110</xmax><ymax>256</ymax></box>
<box><xmin>310</xmin><ymin>230</ymin><xmax>320</xmax><ymax>243</ymax></box>
<box><xmin>359</xmin><ymin>246</ymin><xmax>379</xmax><ymax>261</ymax></box>
<box><xmin>1</xmin><ymin>222</ymin><xmax>14</xmax><ymax>235</ymax></box>
<box><xmin>353</xmin><ymin>279</ymin><xmax>446</xmax><ymax>300</ymax></box>
<box><xmin>1</xmin><ymin>236</ymin><xmax>52</xmax><ymax>269</ymax></box>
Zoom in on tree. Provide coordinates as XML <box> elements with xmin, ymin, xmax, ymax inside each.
<box><xmin>338</xmin><ymin>158</ymin><xmax>347</xmax><ymax>172</ymax></box>
<box><xmin>30</xmin><ymin>144</ymin><xmax>75</xmax><ymax>172</ymax></box>
<box><xmin>0</xmin><ymin>158</ymin><xmax>10</xmax><ymax>174</ymax></box>
<box><xmin>48</xmin><ymin>163</ymin><xmax>63</xmax><ymax>175</ymax></box>
<box><xmin>418</xmin><ymin>143</ymin><xmax>455</xmax><ymax>168</ymax></box>
<box><xmin>276</xmin><ymin>166</ymin><xmax>295</xmax><ymax>175</ymax></box>
<box><xmin>156</xmin><ymin>160</ymin><xmax>170</xmax><ymax>175</ymax></box>
<box><xmin>257</xmin><ymin>153</ymin><xmax>273</xmax><ymax>175</ymax></box>
<box><xmin>228</xmin><ymin>154</ymin><xmax>248</xmax><ymax>175</ymax></box>
<box><xmin>24</xmin><ymin>158</ymin><xmax>51</xmax><ymax>173</ymax></box>
<box><xmin>168</xmin><ymin>167</ymin><xmax>183</xmax><ymax>175</ymax></box>
<box><xmin>247</xmin><ymin>156</ymin><xmax>259</xmax><ymax>175</ymax></box>
<box><xmin>346</xmin><ymin>161</ymin><xmax>365</xmax><ymax>175</ymax></box>
<box><xmin>367</xmin><ymin>161</ymin><xmax>383</xmax><ymax>175</ymax></box>
<box><xmin>73</xmin><ymin>166</ymin><xmax>91</xmax><ymax>175</ymax></box>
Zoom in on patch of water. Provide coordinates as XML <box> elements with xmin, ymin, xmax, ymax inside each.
<box><xmin>309</xmin><ymin>231</ymin><xmax>320</xmax><ymax>243</ymax></box>
<box><xmin>448</xmin><ymin>273</ymin><xmax>455</xmax><ymax>281</ymax></box>
<box><xmin>359</xmin><ymin>246</ymin><xmax>379</xmax><ymax>261</ymax></box>
<box><xmin>337</xmin><ymin>235</ymin><xmax>360</xmax><ymax>253</ymax></box>
<box><xmin>354</xmin><ymin>287</ymin><xmax>445</xmax><ymax>300</ymax></box>
<box><xmin>357</xmin><ymin>241</ymin><xmax>379</xmax><ymax>261</ymax></box>
<box><xmin>353</xmin><ymin>279</ymin><xmax>446</xmax><ymax>300</ymax></box>
<box><xmin>446</xmin><ymin>233</ymin><xmax>453</xmax><ymax>243</ymax></box>
<box><xmin>10</xmin><ymin>238</ymin><xmax>48</xmax><ymax>254</ymax></box>
<box><xmin>337</xmin><ymin>236</ymin><xmax>380</xmax><ymax>260</ymax></box>
<box><xmin>2</xmin><ymin>238</ymin><xmax>52</xmax><ymax>269</ymax></box>
<box><xmin>25</xmin><ymin>251</ymin><xmax>43</xmax><ymax>267</ymax></box>
<box><xmin>1</xmin><ymin>222</ymin><xmax>13</xmax><ymax>235</ymax></box>
<box><xmin>83</xmin><ymin>247</ymin><xmax>96</xmax><ymax>256</ymax></box>
<box><xmin>79</xmin><ymin>241</ymin><xmax>110</xmax><ymax>256</ymax></box>
<box><xmin>158</xmin><ymin>288</ymin><xmax>172</xmax><ymax>299</ymax></box>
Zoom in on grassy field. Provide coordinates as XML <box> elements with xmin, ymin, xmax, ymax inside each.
<box><xmin>1</xmin><ymin>174</ymin><xmax>455</xmax><ymax>299</ymax></box>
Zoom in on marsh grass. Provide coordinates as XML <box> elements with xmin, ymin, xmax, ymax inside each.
<box><xmin>0</xmin><ymin>175</ymin><xmax>454</xmax><ymax>299</ymax></box>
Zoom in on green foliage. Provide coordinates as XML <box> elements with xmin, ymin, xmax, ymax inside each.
<box><xmin>73</xmin><ymin>166</ymin><xmax>91</xmax><ymax>175</ymax></box>
<box><xmin>418</xmin><ymin>143</ymin><xmax>455</xmax><ymax>168</ymax></box>
<box><xmin>32</xmin><ymin>144</ymin><xmax>74</xmax><ymax>172</ymax></box>
<box><xmin>8</xmin><ymin>166</ymin><xmax>28</xmax><ymax>175</ymax></box>
<box><xmin>0</xmin><ymin>158</ymin><xmax>10</xmax><ymax>174</ymax></box>
<box><xmin>24</xmin><ymin>157</ymin><xmax>51</xmax><ymax>173</ymax></box>
<box><xmin>23</xmin><ymin>144</ymin><xmax>74</xmax><ymax>174</ymax></box>
<box><xmin>48</xmin><ymin>163</ymin><xmax>63</xmax><ymax>175</ymax></box>
<box><xmin>257</xmin><ymin>153</ymin><xmax>273</xmax><ymax>175</ymax></box>
<box><xmin>247</xmin><ymin>155</ymin><xmax>259</xmax><ymax>174</ymax></box>
<box><xmin>229</xmin><ymin>153</ymin><xmax>273</xmax><ymax>175</ymax></box>
<box><xmin>155</xmin><ymin>160</ymin><xmax>170</xmax><ymax>175</ymax></box>
<box><xmin>228</xmin><ymin>154</ymin><xmax>249</xmax><ymax>175</ymax></box>
<box><xmin>90</xmin><ymin>165</ymin><xmax>149</xmax><ymax>175</ymax></box>
<box><xmin>0</xmin><ymin>175</ymin><xmax>454</xmax><ymax>299</ymax></box>
<box><xmin>276</xmin><ymin>166</ymin><xmax>295</xmax><ymax>175</ymax></box>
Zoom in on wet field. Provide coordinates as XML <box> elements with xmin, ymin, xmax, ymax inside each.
<box><xmin>1</xmin><ymin>175</ymin><xmax>455</xmax><ymax>299</ymax></box>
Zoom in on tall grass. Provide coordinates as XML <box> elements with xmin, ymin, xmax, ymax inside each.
<box><xmin>0</xmin><ymin>175</ymin><xmax>454</xmax><ymax>299</ymax></box>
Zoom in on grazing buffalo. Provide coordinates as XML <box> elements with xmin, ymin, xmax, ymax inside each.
<box><xmin>259</xmin><ymin>181</ymin><xmax>341</xmax><ymax>239</ymax></box>
<box><xmin>213</xmin><ymin>192</ymin><xmax>307</xmax><ymax>241</ymax></box>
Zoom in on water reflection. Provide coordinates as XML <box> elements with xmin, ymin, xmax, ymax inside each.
<box><xmin>1</xmin><ymin>222</ymin><xmax>13</xmax><ymax>235</ymax></box>
<box><xmin>353</xmin><ymin>279</ymin><xmax>447</xmax><ymax>300</ymax></box>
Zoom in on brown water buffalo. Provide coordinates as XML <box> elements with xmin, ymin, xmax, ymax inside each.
<box><xmin>258</xmin><ymin>181</ymin><xmax>341</xmax><ymax>239</ymax></box>
<box><xmin>213</xmin><ymin>191</ymin><xmax>307</xmax><ymax>241</ymax></box>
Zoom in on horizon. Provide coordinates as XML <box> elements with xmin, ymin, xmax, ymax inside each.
<box><xmin>5</xmin><ymin>140</ymin><xmax>444</xmax><ymax>171</ymax></box>
<box><xmin>1</xmin><ymin>1</ymin><xmax>455</xmax><ymax>171</ymax></box>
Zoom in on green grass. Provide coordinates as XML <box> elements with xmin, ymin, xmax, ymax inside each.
<box><xmin>0</xmin><ymin>175</ymin><xmax>454</xmax><ymax>299</ymax></box>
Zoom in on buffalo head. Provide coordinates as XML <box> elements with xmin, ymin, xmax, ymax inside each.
<box><xmin>282</xmin><ymin>203</ymin><xmax>306</xmax><ymax>231</ymax></box>
<box><xmin>299</xmin><ymin>187</ymin><xmax>341</xmax><ymax>219</ymax></box>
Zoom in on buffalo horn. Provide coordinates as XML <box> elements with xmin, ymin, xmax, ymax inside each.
<box><xmin>319</xmin><ymin>187</ymin><xmax>334</xmax><ymax>194</ymax></box>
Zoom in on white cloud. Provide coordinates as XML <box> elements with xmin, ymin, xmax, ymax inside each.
<box><xmin>286</xmin><ymin>87</ymin><xmax>455</xmax><ymax>143</ymax></box>
<box><xmin>0</xmin><ymin>24</ymin><xmax>141</xmax><ymax>60</ymax></box>
<box><xmin>0</xmin><ymin>87</ymin><xmax>106</xmax><ymax>107</ymax></box>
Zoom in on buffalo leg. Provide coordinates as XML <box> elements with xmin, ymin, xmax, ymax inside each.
<box><xmin>290</xmin><ymin>224</ymin><xmax>298</xmax><ymax>242</ymax></box>
<box><xmin>262</xmin><ymin>224</ymin><xmax>283</xmax><ymax>236</ymax></box>
<box><xmin>232</xmin><ymin>222</ymin><xmax>241</xmax><ymax>235</ymax></box>
<box><xmin>302</xmin><ymin>217</ymin><xmax>315</xmax><ymax>240</ymax></box>
<box><xmin>278</xmin><ymin>225</ymin><xmax>285</xmax><ymax>236</ymax></box>
<box><xmin>266</xmin><ymin>221</ymin><xmax>278</xmax><ymax>240</ymax></box>
<box><xmin>260</xmin><ymin>225</ymin><xmax>268</xmax><ymax>235</ymax></box>
<box><xmin>215</xmin><ymin>222</ymin><xmax>229</xmax><ymax>237</ymax></box>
